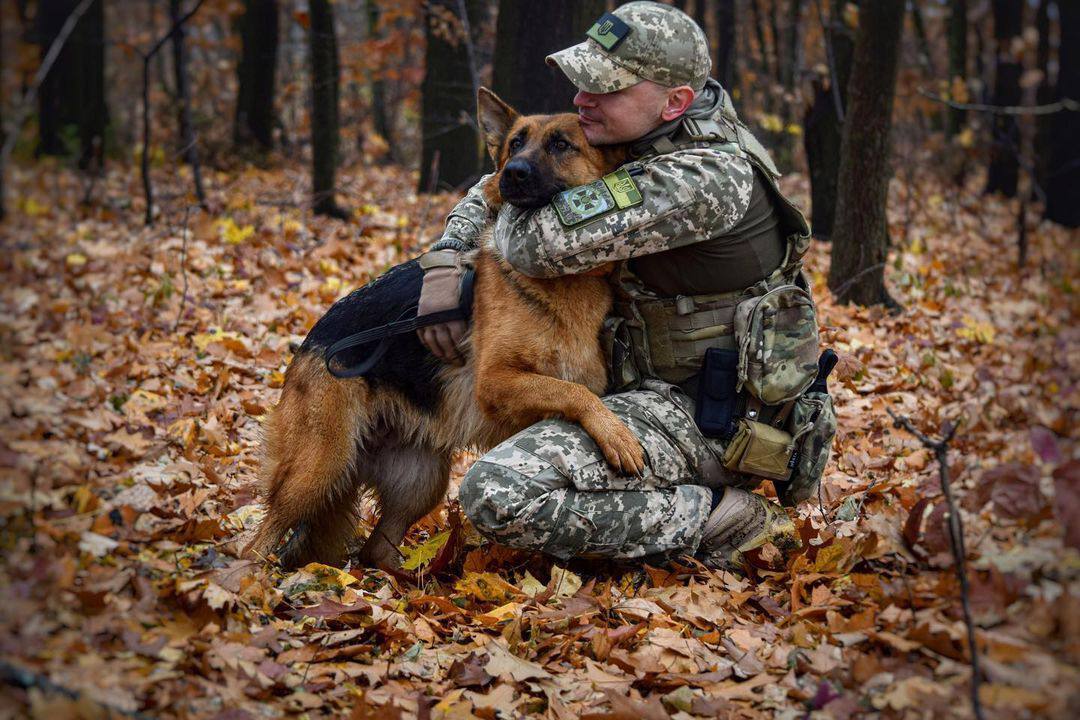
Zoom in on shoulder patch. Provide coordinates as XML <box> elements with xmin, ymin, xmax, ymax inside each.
<box><xmin>602</xmin><ymin>168</ymin><xmax>643</xmax><ymax>210</ymax></box>
<box><xmin>553</xmin><ymin>180</ymin><xmax>616</xmax><ymax>227</ymax></box>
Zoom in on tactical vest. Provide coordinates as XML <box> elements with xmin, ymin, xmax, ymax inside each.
<box><xmin>609</xmin><ymin>96</ymin><xmax>813</xmax><ymax>390</ymax></box>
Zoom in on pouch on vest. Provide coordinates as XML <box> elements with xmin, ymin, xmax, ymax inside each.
<box><xmin>775</xmin><ymin>390</ymin><xmax>836</xmax><ymax>506</ymax></box>
<box><xmin>734</xmin><ymin>284</ymin><xmax>819</xmax><ymax>405</ymax></box>
<box><xmin>721</xmin><ymin>417</ymin><xmax>814</xmax><ymax>482</ymax></box>
<box><xmin>694</xmin><ymin>347</ymin><xmax>740</xmax><ymax>438</ymax></box>
<box><xmin>601</xmin><ymin>315</ymin><xmax>641</xmax><ymax>394</ymax></box>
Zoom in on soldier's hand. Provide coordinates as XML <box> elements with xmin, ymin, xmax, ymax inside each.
<box><xmin>417</xmin><ymin>250</ymin><xmax>468</xmax><ymax>365</ymax></box>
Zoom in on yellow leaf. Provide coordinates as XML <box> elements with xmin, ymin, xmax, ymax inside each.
<box><xmin>400</xmin><ymin>530</ymin><xmax>451</xmax><ymax>571</ymax></box>
<box><xmin>785</xmin><ymin>123</ymin><xmax>803</xmax><ymax>136</ymax></box>
<box><xmin>66</xmin><ymin>252</ymin><xmax>87</xmax><ymax>267</ymax></box>
<box><xmin>73</xmin><ymin>485</ymin><xmax>99</xmax><ymax>514</ymax></box>
<box><xmin>300</xmin><ymin>562</ymin><xmax>358</xmax><ymax>588</ymax></box>
<box><xmin>218</xmin><ymin>217</ymin><xmax>255</xmax><ymax>245</ymax></box>
<box><xmin>549</xmin><ymin>566</ymin><xmax>582</xmax><ymax>598</ymax></box>
<box><xmin>268</xmin><ymin>370</ymin><xmax>285</xmax><ymax>388</ymax></box>
<box><xmin>519</xmin><ymin>572</ymin><xmax>546</xmax><ymax>597</ymax></box>
<box><xmin>956</xmin><ymin>316</ymin><xmax>996</xmax><ymax>344</ymax></box>
<box><xmin>192</xmin><ymin>328</ymin><xmax>249</xmax><ymax>354</ymax></box>
<box><xmin>22</xmin><ymin>197</ymin><xmax>48</xmax><ymax>216</ymax></box>
<box><xmin>455</xmin><ymin>572</ymin><xmax>521</xmax><ymax>603</ymax></box>
<box><xmin>477</xmin><ymin>601</ymin><xmax>522</xmax><ymax>622</ymax></box>
<box><xmin>320</xmin><ymin>277</ymin><xmax>342</xmax><ymax>298</ymax></box>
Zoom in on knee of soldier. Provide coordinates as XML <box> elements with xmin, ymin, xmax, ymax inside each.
<box><xmin>459</xmin><ymin>459</ymin><xmax>526</xmax><ymax>537</ymax></box>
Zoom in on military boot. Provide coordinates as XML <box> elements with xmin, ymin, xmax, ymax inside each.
<box><xmin>698</xmin><ymin>487</ymin><xmax>800</xmax><ymax>569</ymax></box>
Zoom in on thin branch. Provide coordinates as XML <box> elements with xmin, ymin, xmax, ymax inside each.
<box><xmin>0</xmin><ymin>659</ymin><xmax>155</xmax><ymax>719</ymax></box>
<box><xmin>887</xmin><ymin>409</ymin><xmax>984</xmax><ymax>720</ymax></box>
<box><xmin>0</xmin><ymin>0</ymin><xmax>96</xmax><ymax>214</ymax></box>
<box><xmin>141</xmin><ymin>0</ymin><xmax>208</xmax><ymax>226</ymax></box>
<box><xmin>813</xmin><ymin>0</ymin><xmax>845</xmax><ymax>123</ymax></box>
<box><xmin>918</xmin><ymin>89</ymin><xmax>1080</xmax><ymax>116</ymax></box>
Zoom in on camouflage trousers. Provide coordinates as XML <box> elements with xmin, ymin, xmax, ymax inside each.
<box><xmin>459</xmin><ymin>381</ymin><xmax>761</xmax><ymax>562</ymax></box>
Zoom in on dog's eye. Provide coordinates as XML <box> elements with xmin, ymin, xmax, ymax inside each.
<box><xmin>554</xmin><ymin>139</ymin><xmax>571</xmax><ymax>152</ymax></box>
<box><xmin>509</xmin><ymin>136</ymin><xmax>524</xmax><ymax>152</ymax></box>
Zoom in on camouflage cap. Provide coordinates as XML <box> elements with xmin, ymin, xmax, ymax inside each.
<box><xmin>546</xmin><ymin>1</ymin><xmax>711</xmax><ymax>94</ymax></box>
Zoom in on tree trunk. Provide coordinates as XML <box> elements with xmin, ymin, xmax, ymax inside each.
<box><xmin>1044</xmin><ymin>1</ymin><xmax>1079</xmax><ymax>226</ymax></box>
<box><xmin>803</xmin><ymin>0</ymin><xmax>854</xmax><ymax>239</ymax></box>
<box><xmin>235</xmin><ymin>0</ymin><xmax>278</xmax><ymax>150</ymax></box>
<box><xmin>715</xmin><ymin>0</ymin><xmax>736</xmax><ymax>93</ymax></box>
<box><xmin>419</xmin><ymin>0</ymin><xmax>484</xmax><ymax>192</ymax></box>
<box><xmin>1</xmin><ymin>7</ymin><xmax>5</xmax><ymax>222</ymax></box>
<box><xmin>1032</xmin><ymin>0</ymin><xmax>1052</xmax><ymax>200</ymax></box>
<box><xmin>749</xmin><ymin>0</ymin><xmax>773</xmax><ymax>93</ymax></box>
<box><xmin>366</xmin><ymin>0</ymin><xmax>396</xmax><ymax>164</ymax></box>
<box><xmin>169</xmin><ymin>0</ymin><xmax>206</xmax><ymax>206</ymax></box>
<box><xmin>947</xmin><ymin>0</ymin><xmax>968</xmax><ymax>138</ymax></box>
<box><xmin>491</xmin><ymin>0</ymin><xmax>605</xmax><ymax>114</ymax></box>
<box><xmin>984</xmin><ymin>0</ymin><xmax>1022</xmax><ymax>198</ymax></box>
<box><xmin>909</xmin><ymin>0</ymin><xmax>936</xmax><ymax>76</ymax></box>
<box><xmin>309</xmin><ymin>0</ymin><xmax>347</xmax><ymax>218</ymax></box>
<box><xmin>828</xmin><ymin>0</ymin><xmax>905</xmax><ymax>307</ymax></box>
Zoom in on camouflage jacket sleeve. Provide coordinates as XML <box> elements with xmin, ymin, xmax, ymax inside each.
<box><xmin>431</xmin><ymin>174</ymin><xmax>496</xmax><ymax>251</ymax></box>
<box><xmin>494</xmin><ymin>149</ymin><xmax>755</xmax><ymax>277</ymax></box>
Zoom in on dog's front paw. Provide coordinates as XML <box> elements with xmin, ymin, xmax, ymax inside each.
<box><xmin>582</xmin><ymin>410</ymin><xmax>646</xmax><ymax>476</ymax></box>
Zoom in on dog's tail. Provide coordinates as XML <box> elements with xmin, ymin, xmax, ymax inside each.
<box><xmin>244</xmin><ymin>351</ymin><xmax>370</xmax><ymax>568</ymax></box>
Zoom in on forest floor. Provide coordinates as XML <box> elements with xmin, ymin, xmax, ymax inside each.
<box><xmin>0</xmin><ymin>157</ymin><xmax>1077</xmax><ymax>719</ymax></box>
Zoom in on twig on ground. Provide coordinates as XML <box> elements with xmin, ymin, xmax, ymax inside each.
<box><xmin>174</xmin><ymin>204</ymin><xmax>191</xmax><ymax>332</ymax></box>
<box><xmin>0</xmin><ymin>659</ymin><xmax>154</xmax><ymax>719</ymax></box>
<box><xmin>887</xmin><ymin>409</ymin><xmax>984</xmax><ymax>720</ymax></box>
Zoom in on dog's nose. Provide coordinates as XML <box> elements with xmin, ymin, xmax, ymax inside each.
<box><xmin>504</xmin><ymin>159</ymin><xmax>533</xmax><ymax>185</ymax></box>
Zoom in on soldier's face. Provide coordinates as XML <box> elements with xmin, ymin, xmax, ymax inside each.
<box><xmin>573</xmin><ymin>81</ymin><xmax>675</xmax><ymax>145</ymax></box>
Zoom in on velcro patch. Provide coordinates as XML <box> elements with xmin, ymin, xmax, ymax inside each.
<box><xmin>602</xmin><ymin>169</ymin><xmax>643</xmax><ymax>210</ymax></box>
<box><xmin>553</xmin><ymin>180</ymin><xmax>615</xmax><ymax>227</ymax></box>
<box><xmin>586</xmin><ymin>13</ymin><xmax>631</xmax><ymax>51</ymax></box>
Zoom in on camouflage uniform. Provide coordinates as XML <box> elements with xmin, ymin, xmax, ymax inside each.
<box><xmin>433</xmin><ymin>2</ymin><xmax>833</xmax><ymax>563</ymax></box>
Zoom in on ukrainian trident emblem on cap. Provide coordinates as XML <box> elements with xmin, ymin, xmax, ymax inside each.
<box><xmin>586</xmin><ymin>12</ymin><xmax>631</xmax><ymax>51</ymax></box>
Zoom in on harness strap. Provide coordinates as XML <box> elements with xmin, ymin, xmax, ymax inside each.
<box><xmin>324</xmin><ymin>268</ymin><xmax>476</xmax><ymax>379</ymax></box>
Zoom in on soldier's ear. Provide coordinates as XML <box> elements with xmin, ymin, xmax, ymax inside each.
<box><xmin>477</xmin><ymin>87</ymin><xmax>519</xmax><ymax>164</ymax></box>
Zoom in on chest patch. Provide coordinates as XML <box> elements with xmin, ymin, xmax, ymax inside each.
<box><xmin>553</xmin><ymin>169</ymin><xmax>642</xmax><ymax>227</ymax></box>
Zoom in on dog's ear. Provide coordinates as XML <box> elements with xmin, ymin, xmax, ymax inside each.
<box><xmin>477</xmin><ymin>87</ymin><xmax>519</xmax><ymax>164</ymax></box>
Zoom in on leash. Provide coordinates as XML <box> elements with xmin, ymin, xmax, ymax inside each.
<box><xmin>324</xmin><ymin>268</ymin><xmax>476</xmax><ymax>379</ymax></box>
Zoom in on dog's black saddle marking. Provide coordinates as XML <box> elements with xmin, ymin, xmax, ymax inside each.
<box><xmin>299</xmin><ymin>259</ymin><xmax>473</xmax><ymax>414</ymax></box>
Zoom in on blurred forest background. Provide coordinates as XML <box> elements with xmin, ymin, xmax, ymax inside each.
<box><xmin>1</xmin><ymin>1</ymin><xmax>1078</xmax><ymax>718</ymax></box>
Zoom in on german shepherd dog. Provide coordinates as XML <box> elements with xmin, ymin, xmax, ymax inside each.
<box><xmin>247</xmin><ymin>89</ymin><xmax>644</xmax><ymax>569</ymax></box>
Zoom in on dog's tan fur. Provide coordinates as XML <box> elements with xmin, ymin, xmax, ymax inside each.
<box><xmin>247</xmin><ymin>89</ymin><xmax>643</xmax><ymax>569</ymax></box>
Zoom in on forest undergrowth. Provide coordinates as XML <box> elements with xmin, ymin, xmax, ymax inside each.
<box><xmin>0</xmin><ymin>158</ymin><xmax>1076</xmax><ymax>718</ymax></box>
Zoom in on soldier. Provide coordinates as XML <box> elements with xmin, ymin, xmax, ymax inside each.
<box><xmin>416</xmin><ymin>1</ymin><xmax>835</xmax><ymax>568</ymax></box>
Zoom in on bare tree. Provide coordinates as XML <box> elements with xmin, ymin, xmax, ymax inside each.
<box><xmin>235</xmin><ymin>0</ymin><xmax>279</xmax><ymax>150</ymax></box>
<box><xmin>418</xmin><ymin>0</ymin><xmax>485</xmax><ymax>192</ymax></box>
<box><xmin>827</xmin><ymin>0</ymin><xmax>905</xmax><ymax>307</ymax></box>
<box><xmin>309</xmin><ymin>0</ymin><xmax>348</xmax><ymax>218</ymax></box>
<box><xmin>1044</xmin><ymin>1</ymin><xmax>1079</xmax><ymax>227</ymax></box>
<box><xmin>985</xmin><ymin>0</ymin><xmax>1023</xmax><ymax>197</ymax></box>
<box><xmin>170</xmin><ymin>0</ymin><xmax>206</xmax><ymax>206</ymax></box>
<box><xmin>491</xmin><ymin>0</ymin><xmax>604</xmax><ymax>114</ymax></box>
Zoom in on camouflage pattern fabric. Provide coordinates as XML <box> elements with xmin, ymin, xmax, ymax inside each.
<box><xmin>431</xmin><ymin>174</ymin><xmax>495</xmax><ymax>252</ymax></box>
<box><xmin>777</xmin><ymin>391</ymin><xmax>836</xmax><ymax>507</ymax></box>
<box><xmin>493</xmin><ymin>150</ymin><xmax>755</xmax><ymax>277</ymax></box>
<box><xmin>459</xmin><ymin>382</ymin><xmax>756</xmax><ymax>561</ymax></box>
<box><xmin>734</xmin><ymin>285</ymin><xmax>821</xmax><ymax>405</ymax></box>
<box><xmin>546</xmin><ymin>2</ymin><xmax>712</xmax><ymax>94</ymax></box>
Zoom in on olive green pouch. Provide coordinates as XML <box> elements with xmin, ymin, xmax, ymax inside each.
<box><xmin>721</xmin><ymin>418</ymin><xmax>797</xmax><ymax>482</ymax></box>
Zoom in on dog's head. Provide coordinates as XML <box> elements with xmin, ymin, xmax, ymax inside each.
<box><xmin>478</xmin><ymin>88</ymin><xmax>628</xmax><ymax>209</ymax></box>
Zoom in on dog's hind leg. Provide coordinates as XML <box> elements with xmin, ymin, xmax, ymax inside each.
<box><xmin>354</xmin><ymin>445</ymin><xmax>451</xmax><ymax>568</ymax></box>
<box><xmin>246</xmin><ymin>353</ymin><xmax>371</xmax><ymax>568</ymax></box>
